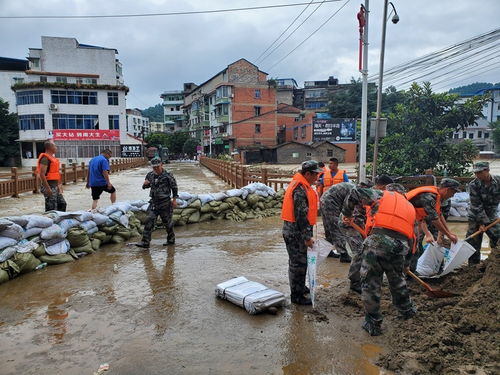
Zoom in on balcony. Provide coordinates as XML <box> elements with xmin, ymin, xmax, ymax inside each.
<box><xmin>215</xmin><ymin>97</ymin><xmax>230</xmax><ymax>105</ymax></box>
<box><xmin>215</xmin><ymin>114</ymin><xmax>229</xmax><ymax>123</ymax></box>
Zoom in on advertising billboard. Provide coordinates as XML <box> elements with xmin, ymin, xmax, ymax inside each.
<box><xmin>312</xmin><ymin>117</ymin><xmax>356</xmax><ymax>143</ymax></box>
<box><xmin>52</xmin><ymin>129</ymin><xmax>120</xmax><ymax>141</ymax></box>
<box><xmin>121</xmin><ymin>144</ymin><xmax>142</xmax><ymax>157</ymax></box>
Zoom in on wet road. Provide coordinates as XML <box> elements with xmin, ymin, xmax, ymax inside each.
<box><xmin>0</xmin><ymin>162</ymin><xmax>481</xmax><ymax>375</ymax></box>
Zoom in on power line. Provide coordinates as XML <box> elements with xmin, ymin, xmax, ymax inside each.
<box><xmin>432</xmin><ymin>60</ymin><xmax>500</xmax><ymax>90</ymax></box>
<box><xmin>266</xmin><ymin>0</ymin><xmax>351</xmax><ymax>72</ymax></box>
<box><xmin>257</xmin><ymin>0</ymin><xmax>328</xmax><ymax>64</ymax></box>
<box><xmin>0</xmin><ymin>1</ymin><xmax>342</xmax><ymax>19</ymax></box>
<box><xmin>433</xmin><ymin>63</ymin><xmax>500</xmax><ymax>91</ymax></box>
<box><xmin>255</xmin><ymin>0</ymin><xmax>315</xmax><ymax>62</ymax></box>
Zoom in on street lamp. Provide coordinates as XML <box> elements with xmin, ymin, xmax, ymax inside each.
<box><xmin>372</xmin><ymin>0</ymin><xmax>399</xmax><ymax>179</ymax></box>
<box><xmin>358</xmin><ymin>1</ymin><xmax>369</xmax><ymax>183</ymax></box>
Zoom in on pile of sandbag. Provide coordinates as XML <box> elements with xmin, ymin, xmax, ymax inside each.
<box><xmin>171</xmin><ymin>183</ymin><xmax>285</xmax><ymax>226</ymax></box>
<box><xmin>449</xmin><ymin>192</ymin><xmax>470</xmax><ymax>217</ymax></box>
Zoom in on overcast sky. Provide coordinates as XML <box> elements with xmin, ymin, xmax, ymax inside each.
<box><xmin>1</xmin><ymin>0</ymin><xmax>499</xmax><ymax>109</ymax></box>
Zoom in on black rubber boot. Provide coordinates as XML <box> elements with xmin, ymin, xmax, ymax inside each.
<box><xmin>328</xmin><ymin>250</ymin><xmax>340</xmax><ymax>258</ymax></box>
<box><xmin>162</xmin><ymin>240</ymin><xmax>175</xmax><ymax>246</ymax></box>
<box><xmin>362</xmin><ymin>319</ymin><xmax>382</xmax><ymax>336</ymax></box>
<box><xmin>135</xmin><ymin>242</ymin><xmax>150</xmax><ymax>249</ymax></box>
<box><xmin>291</xmin><ymin>295</ymin><xmax>312</xmax><ymax>305</ymax></box>
<box><xmin>339</xmin><ymin>253</ymin><xmax>352</xmax><ymax>263</ymax></box>
<box><xmin>349</xmin><ymin>283</ymin><xmax>362</xmax><ymax>294</ymax></box>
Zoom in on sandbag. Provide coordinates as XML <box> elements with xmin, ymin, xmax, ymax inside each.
<box><xmin>44</xmin><ymin>211</ymin><xmax>78</xmax><ymax>223</ymax></box>
<box><xmin>0</xmin><ymin>224</ymin><xmax>24</xmax><ymax>240</ymax></box>
<box><xmin>226</xmin><ymin>189</ymin><xmax>243</xmax><ymax>197</ymax></box>
<box><xmin>100</xmin><ymin>205</ymin><xmax>120</xmax><ymax>216</ymax></box>
<box><xmin>103</xmin><ymin>234</ymin><xmax>112</xmax><ymax>244</ymax></box>
<box><xmin>58</xmin><ymin>218</ymin><xmax>80</xmax><ymax>232</ymax></box>
<box><xmin>0</xmin><ymin>236</ymin><xmax>18</xmax><ymax>250</ymax></box>
<box><xmin>45</xmin><ymin>240</ymin><xmax>71</xmax><ymax>255</ymax></box>
<box><xmin>5</xmin><ymin>216</ymin><xmax>29</xmax><ymax>227</ymax></box>
<box><xmin>187</xmin><ymin>211</ymin><xmax>200</xmax><ymax>224</ymax></box>
<box><xmin>119</xmin><ymin>215</ymin><xmax>129</xmax><ymax>228</ymax></box>
<box><xmin>174</xmin><ymin>219</ymin><xmax>187</xmax><ymax>227</ymax></box>
<box><xmin>200</xmin><ymin>204</ymin><xmax>213</xmax><ymax>213</ymax></box>
<box><xmin>72</xmin><ymin>211</ymin><xmax>93</xmax><ymax>222</ymax></box>
<box><xmin>91</xmin><ymin>231</ymin><xmax>107</xmax><ymax>241</ymax></box>
<box><xmin>0</xmin><ymin>246</ymin><xmax>17</xmax><ymax>262</ymax></box>
<box><xmin>109</xmin><ymin>210</ymin><xmax>124</xmax><ymax>222</ymax></box>
<box><xmin>0</xmin><ymin>269</ymin><xmax>9</xmax><ymax>284</ymax></box>
<box><xmin>91</xmin><ymin>238</ymin><xmax>102</xmax><ymax>251</ymax></box>
<box><xmin>225</xmin><ymin>197</ymin><xmax>243</xmax><ymax>206</ymax></box>
<box><xmin>39</xmin><ymin>253</ymin><xmax>74</xmax><ymax>265</ymax></box>
<box><xmin>180</xmin><ymin>208</ymin><xmax>199</xmax><ymax>218</ymax></box>
<box><xmin>188</xmin><ymin>199</ymin><xmax>202</xmax><ymax>209</ymax></box>
<box><xmin>32</xmin><ymin>243</ymin><xmax>46</xmax><ymax>257</ymax></box>
<box><xmin>110</xmin><ymin>235</ymin><xmax>125</xmax><ymax>244</ymax></box>
<box><xmin>66</xmin><ymin>228</ymin><xmax>90</xmax><ymax>248</ymax></box>
<box><xmin>199</xmin><ymin>193</ymin><xmax>215</xmax><ymax>205</ymax></box>
<box><xmin>13</xmin><ymin>239</ymin><xmax>40</xmax><ymax>254</ymax></box>
<box><xmin>0</xmin><ymin>259</ymin><xmax>20</xmax><ymax>279</ymax></box>
<box><xmin>25</xmin><ymin>215</ymin><xmax>53</xmax><ymax>229</ymax></box>
<box><xmin>114</xmin><ymin>202</ymin><xmax>132</xmax><ymax>213</ymax></box>
<box><xmin>209</xmin><ymin>200</ymin><xmax>222</xmax><ymax>207</ymax></box>
<box><xmin>40</xmin><ymin>224</ymin><xmax>66</xmax><ymax>241</ymax></box>
<box><xmin>100</xmin><ymin>224</ymin><xmax>119</xmax><ymax>234</ymax></box>
<box><xmin>79</xmin><ymin>220</ymin><xmax>97</xmax><ymax>232</ymax></box>
<box><xmin>0</xmin><ymin>219</ymin><xmax>13</xmax><ymax>231</ymax></box>
<box><xmin>175</xmin><ymin>199</ymin><xmax>188</xmax><ymax>209</ymax></box>
<box><xmin>237</xmin><ymin>200</ymin><xmax>249</xmax><ymax>210</ymax></box>
<box><xmin>71</xmin><ymin>243</ymin><xmax>94</xmax><ymax>254</ymax></box>
<box><xmin>92</xmin><ymin>213</ymin><xmax>109</xmax><ymax>225</ymax></box>
<box><xmin>212</xmin><ymin>192</ymin><xmax>228</xmax><ymax>201</ymax></box>
<box><xmin>12</xmin><ymin>253</ymin><xmax>41</xmax><ymax>274</ymax></box>
<box><xmin>22</xmin><ymin>227</ymin><xmax>43</xmax><ymax>239</ymax></box>
<box><xmin>199</xmin><ymin>213</ymin><xmax>213</xmax><ymax>222</ymax></box>
<box><xmin>246</xmin><ymin>193</ymin><xmax>264</xmax><ymax>206</ymax></box>
<box><xmin>130</xmin><ymin>199</ymin><xmax>148</xmax><ymax>207</ymax></box>
<box><xmin>211</xmin><ymin>212</ymin><xmax>225</xmax><ymax>220</ymax></box>
<box><xmin>216</xmin><ymin>203</ymin><xmax>231</xmax><ymax>213</ymax></box>
<box><xmin>130</xmin><ymin>229</ymin><xmax>141</xmax><ymax>238</ymax></box>
<box><xmin>115</xmin><ymin>228</ymin><xmax>132</xmax><ymax>240</ymax></box>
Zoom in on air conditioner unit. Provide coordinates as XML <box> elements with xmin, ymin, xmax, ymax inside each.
<box><xmin>230</xmin><ymin>94</ymin><xmax>234</xmax><ymax>98</ymax></box>
<box><xmin>49</xmin><ymin>103</ymin><xmax>58</xmax><ymax>111</ymax></box>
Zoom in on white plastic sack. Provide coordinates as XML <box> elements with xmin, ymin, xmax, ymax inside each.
<box><xmin>0</xmin><ymin>246</ymin><xmax>17</xmax><ymax>262</ymax></box>
<box><xmin>100</xmin><ymin>205</ymin><xmax>120</xmax><ymax>216</ymax></box>
<box><xmin>45</xmin><ymin>239</ymin><xmax>71</xmax><ymax>255</ymax></box>
<box><xmin>109</xmin><ymin>210</ymin><xmax>124</xmax><ymax>223</ymax></box>
<box><xmin>307</xmin><ymin>239</ymin><xmax>334</xmax><ymax>307</ymax></box>
<box><xmin>215</xmin><ymin>276</ymin><xmax>285</xmax><ymax>314</ymax></box>
<box><xmin>254</xmin><ymin>189</ymin><xmax>269</xmax><ymax>198</ymax></box>
<box><xmin>0</xmin><ymin>219</ymin><xmax>13</xmax><ymax>231</ymax></box>
<box><xmin>198</xmin><ymin>194</ymin><xmax>215</xmax><ymax>205</ymax></box>
<box><xmin>130</xmin><ymin>199</ymin><xmax>148</xmax><ymax>207</ymax></box>
<box><xmin>72</xmin><ymin>211</ymin><xmax>93</xmax><ymax>222</ymax></box>
<box><xmin>79</xmin><ymin>220</ymin><xmax>97</xmax><ymax>232</ymax></box>
<box><xmin>416</xmin><ymin>243</ymin><xmax>445</xmax><ymax>276</ymax></box>
<box><xmin>178</xmin><ymin>192</ymin><xmax>197</xmax><ymax>201</ymax></box>
<box><xmin>15</xmin><ymin>239</ymin><xmax>40</xmax><ymax>254</ymax></box>
<box><xmin>448</xmin><ymin>207</ymin><xmax>461</xmax><ymax>217</ymax></box>
<box><xmin>58</xmin><ymin>218</ymin><xmax>80</xmax><ymax>233</ymax></box>
<box><xmin>175</xmin><ymin>199</ymin><xmax>189</xmax><ymax>209</ymax></box>
<box><xmin>0</xmin><ymin>223</ymin><xmax>24</xmax><ymax>240</ymax></box>
<box><xmin>40</xmin><ymin>224</ymin><xmax>66</xmax><ymax>241</ymax></box>
<box><xmin>441</xmin><ymin>241</ymin><xmax>476</xmax><ymax>276</ymax></box>
<box><xmin>119</xmin><ymin>215</ymin><xmax>129</xmax><ymax>228</ymax></box>
<box><xmin>87</xmin><ymin>226</ymin><xmax>99</xmax><ymax>235</ymax></box>
<box><xmin>225</xmin><ymin>189</ymin><xmax>243</xmax><ymax>197</ymax></box>
<box><xmin>140</xmin><ymin>203</ymin><xmax>150</xmax><ymax>212</ymax></box>
<box><xmin>5</xmin><ymin>216</ymin><xmax>29</xmax><ymax>227</ymax></box>
<box><xmin>212</xmin><ymin>192</ymin><xmax>228</xmax><ymax>201</ymax></box>
<box><xmin>22</xmin><ymin>227</ymin><xmax>43</xmax><ymax>239</ymax></box>
<box><xmin>0</xmin><ymin>236</ymin><xmax>17</xmax><ymax>250</ymax></box>
<box><xmin>44</xmin><ymin>211</ymin><xmax>78</xmax><ymax>223</ymax></box>
<box><xmin>26</xmin><ymin>215</ymin><xmax>53</xmax><ymax>229</ymax></box>
<box><xmin>114</xmin><ymin>202</ymin><xmax>132</xmax><ymax>214</ymax></box>
<box><xmin>92</xmin><ymin>213</ymin><xmax>109</xmax><ymax>225</ymax></box>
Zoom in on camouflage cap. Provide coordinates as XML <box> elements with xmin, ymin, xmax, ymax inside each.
<box><xmin>301</xmin><ymin>160</ymin><xmax>322</xmax><ymax>174</ymax></box>
<box><xmin>473</xmin><ymin>161</ymin><xmax>489</xmax><ymax>173</ymax></box>
<box><xmin>386</xmin><ymin>183</ymin><xmax>406</xmax><ymax>194</ymax></box>
<box><xmin>439</xmin><ymin>178</ymin><xmax>461</xmax><ymax>191</ymax></box>
<box><xmin>150</xmin><ymin>157</ymin><xmax>162</xmax><ymax>166</ymax></box>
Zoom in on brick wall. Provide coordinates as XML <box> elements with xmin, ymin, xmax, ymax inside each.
<box><xmin>276</xmin><ymin>143</ymin><xmax>345</xmax><ymax>164</ymax></box>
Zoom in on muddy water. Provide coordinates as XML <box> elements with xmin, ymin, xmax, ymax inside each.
<box><xmin>0</xmin><ymin>162</ymin><xmax>486</xmax><ymax>375</ymax></box>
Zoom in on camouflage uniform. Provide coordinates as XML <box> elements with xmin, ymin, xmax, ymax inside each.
<box><xmin>141</xmin><ymin>169</ymin><xmax>178</xmax><ymax>246</ymax></box>
<box><xmin>40</xmin><ymin>184</ymin><xmax>67</xmax><ymax>212</ymax></box>
<box><xmin>320</xmin><ymin>183</ymin><xmax>364</xmax><ymax>286</ymax></box>
<box><xmin>466</xmin><ymin>174</ymin><xmax>500</xmax><ymax>263</ymax></box>
<box><xmin>343</xmin><ymin>187</ymin><xmax>416</xmax><ymax>335</ymax></box>
<box><xmin>283</xmin><ymin>184</ymin><xmax>313</xmax><ymax>300</ymax></box>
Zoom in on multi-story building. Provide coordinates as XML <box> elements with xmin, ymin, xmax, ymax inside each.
<box><xmin>8</xmin><ymin>36</ymin><xmax>128</xmax><ymax>166</ymax></box>
<box><xmin>0</xmin><ymin>57</ymin><xmax>29</xmax><ymax>112</ymax></box>
<box><xmin>183</xmin><ymin>58</ymin><xmax>277</xmax><ymax>155</ymax></box>
<box><xmin>126</xmin><ymin>108</ymin><xmax>150</xmax><ymax>139</ymax></box>
<box><xmin>161</xmin><ymin>90</ymin><xmax>185</xmax><ymax>133</ymax></box>
<box><xmin>150</xmin><ymin>121</ymin><xmax>168</xmax><ymax>133</ymax></box>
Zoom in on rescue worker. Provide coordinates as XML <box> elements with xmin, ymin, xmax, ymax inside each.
<box><xmin>282</xmin><ymin>160</ymin><xmax>321</xmax><ymax>305</ymax></box>
<box><xmin>135</xmin><ymin>157</ymin><xmax>178</xmax><ymax>249</ymax></box>
<box><xmin>342</xmin><ymin>183</ymin><xmax>417</xmax><ymax>336</ymax></box>
<box><xmin>37</xmin><ymin>140</ymin><xmax>67</xmax><ymax>212</ymax></box>
<box><xmin>318</xmin><ymin>158</ymin><xmax>349</xmax><ymax>194</ymax></box>
<box><xmin>317</xmin><ymin>162</ymin><xmax>327</xmax><ymax>197</ymax></box>
<box><xmin>465</xmin><ymin>162</ymin><xmax>500</xmax><ymax>265</ymax></box>
<box><xmin>406</xmin><ymin>178</ymin><xmax>460</xmax><ymax>271</ymax></box>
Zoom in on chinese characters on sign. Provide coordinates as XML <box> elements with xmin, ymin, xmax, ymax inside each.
<box><xmin>312</xmin><ymin>117</ymin><xmax>356</xmax><ymax>143</ymax></box>
<box><xmin>121</xmin><ymin>144</ymin><xmax>142</xmax><ymax>157</ymax></box>
<box><xmin>52</xmin><ymin>130</ymin><xmax>120</xmax><ymax>141</ymax></box>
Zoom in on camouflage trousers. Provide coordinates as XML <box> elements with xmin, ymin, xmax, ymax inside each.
<box><xmin>360</xmin><ymin>232</ymin><xmax>415</xmax><ymax>325</ymax></box>
<box><xmin>322</xmin><ymin>214</ymin><xmax>349</xmax><ymax>255</ymax></box>
<box><xmin>466</xmin><ymin>219</ymin><xmax>500</xmax><ymax>263</ymax></box>
<box><xmin>283</xmin><ymin>231</ymin><xmax>307</xmax><ymax>298</ymax></box>
<box><xmin>141</xmin><ymin>200</ymin><xmax>175</xmax><ymax>245</ymax></box>
<box><xmin>345</xmin><ymin>227</ymin><xmax>365</xmax><ymax>287</ymax></box>
<box><xmin>40</xmin><ymin>185</ymin><xmax>67</xmax><ymax>212</ymax></box>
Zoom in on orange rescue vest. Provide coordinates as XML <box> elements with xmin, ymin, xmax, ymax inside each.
<box><xmin>365</xmin><ymin>191</ymin><xmax>416</xmax><ymax>241</ymax></box>
<box><xmin>405</xmin><ymin>186</ymin><xmax>441</xmax><ymax>222</ymax></box>
<box><xmin>281</xmin><ymin>172</ymin><xmax>318</xmax><ymax>226</ymax></box>
<box><xmin>323</xmin><ymin>169</ymin><xmax>346</xmax><ymax>190</ymax></box>
<box><xmin>36</xmin><ymin>153</ymin><xmax>61</xmax><ymax>182</ymax></box>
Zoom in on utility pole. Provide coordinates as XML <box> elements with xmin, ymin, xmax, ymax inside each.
<box><xmin>358</xmin><ymin>1</ymin><xmax>369</xmax><ymax>183</ymax></box>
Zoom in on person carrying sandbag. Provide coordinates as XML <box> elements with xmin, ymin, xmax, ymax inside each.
<box><xmin>37</xmin><ymin>140</ymin><xmax>66</xmax><ymax>212</ymax></box>
<box><xmin>135</xmin><ymin>157</ymin><xmax>178</xmax><ymax>249</ymax></box>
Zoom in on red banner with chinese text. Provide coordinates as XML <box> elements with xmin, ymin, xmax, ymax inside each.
<box><xmin>52</xmin><ymin>130</ymin><xmax>120</xmax><ymax>141</ymax></box>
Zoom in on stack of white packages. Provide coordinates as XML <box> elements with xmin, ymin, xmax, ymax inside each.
<box><xmin>215</xmin><ymin>276</ymin><xmax>285</xmax><ymax>314</ymax></box>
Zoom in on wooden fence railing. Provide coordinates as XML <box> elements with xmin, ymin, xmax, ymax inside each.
<box><xmin>0</xmin><ymin>157</ymin><xmax>148</xmax><ymax>198</ymax></box>
<box><xmin>200</xmin><ymin>157</ymin><xmax>474</xmax><ymax>191</ymax></box>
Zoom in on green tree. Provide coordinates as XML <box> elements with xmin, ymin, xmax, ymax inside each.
<box><xmin>376</xmin><ymin>82</ymin><xmax>487</xmax><ymax>176</ymax></box>
<box><xmin>141</xmin><ymin>104</ymin><xmax>164</xmax><ymax>122</ymax></box>
<box><xmin>166</xmin><ymin>132</ymin><xmax>190</xmax><ymax>155</ymax></box>
<box><xmin>0</xmin><ymin>98</ymin><xmax>20</xmax><ymax>166</ymax></box>
<box><xmin>182</xmin><ymin>137</ymin><xmax>199</xmax><ymax>156</ymax></box>
<box><xmin>145</xmin><ymin>132</ymin><xmax>169</xmax><ymax>148</ymax></box>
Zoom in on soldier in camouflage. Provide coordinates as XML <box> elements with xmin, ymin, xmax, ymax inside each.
<box><xmin>466</xmin><ymin>162</ymin><xmax>500</xmax><ymax>265</ymax></box>
<box><xmin>342</xmin><ymin>183</ymin><xmax>416</xmax><ymax>336</ymax></box>
<box><xmin>135</xmin><ymin>157</ymin><xmax>178</xmax><ymax>249</ymax></box>
<box><xmin>282</xmin><ymin>160</ymin><xmax>322</xmax><ymax>305</ymax></box>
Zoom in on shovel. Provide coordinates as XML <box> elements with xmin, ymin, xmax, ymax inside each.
<box><xmin>464</xmin><ymin>217</ymin><xmax>500</xmax><ymax>241</ymax></box>
<box><xmin>405</xmin><ymin>269</ymin><xmax>459</xmax><ymax>298</ymax></box>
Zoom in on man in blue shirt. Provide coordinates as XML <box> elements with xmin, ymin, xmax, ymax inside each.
<box><xmin>86</xmin><ymin>149</ymin><xmax>116</xmax><ymax>209</ymax></box>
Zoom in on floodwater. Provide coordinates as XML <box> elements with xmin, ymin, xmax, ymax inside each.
<box><xmin>0</xmin><ymin>162</ymin><xmax>485</xmax><ymax>375</ymax></box>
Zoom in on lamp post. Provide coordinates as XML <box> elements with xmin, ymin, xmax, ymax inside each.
<box><xmin>358</xmin><ymin>1</ymin><xmax>369</xmax><ymax>183</ymax></box>
<box><xmin>372</xmin><ymin>0</ymin><xmax>399</xmax><ymax>179</ymax></box>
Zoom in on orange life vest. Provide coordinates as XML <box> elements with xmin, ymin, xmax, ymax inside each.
<box><xmin>323</xmin><ymin>169</ymin><xmax>346</xmax><ymax>190</ymax></box>
<box><xmin>281</xmin><ymin>172</ymin><xmax>318</xmax><ymax>226</ymax></box>
<box><xmin>36</xmin><ymin>153</ymin><xmax>61</xmax><ymax>182</ymax></box>
<box><xmin>405</xmin><ymin>186</ymin><xmax>441</xmax><ymax>222</ymax></box>
<box><xmin>366</xmin><ymin>191</ymin><xmax>416</xmax><ymax>254</ymax></box>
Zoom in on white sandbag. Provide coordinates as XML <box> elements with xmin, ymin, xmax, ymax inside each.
<box><xmin>225</xmin><ymin>189</ymin><xmax>243</xmax><ymax>197</ymax></box>
<box><xmin>87</xmin><ymin>226</ymin><xmax>99</xmax><ymax>235</ymax></box>
<box><xmin>109</xmin><ymin>210</ymin><xmax>124</xmax><ymax>223</ymax></box>
<box><xmin>449</xmin><ymin>207</ymin><xmax>461</xmax><ymax>217</ymax></box>
<box><xmin>0</xmin><ymin>223</ymin><xmax>24</xmax><ymax>240</ymax></box>
<box><xmin>40</xmin><ymin>224</ymin><xmax>66</xmax><ymax>241</ymax></box>
<box><xmin>44</xmin><ymin>211</ymin><xmax>78</xmax><ymax>223</ymax></box>
<box><xmin>0</xmin><ymin>219</ymin><xmax>13</xmax><ymax>231</ymax></box>
<box><xmin>14</xmin><ymin>239</ymin><xmax>40</xmax><ymax>254</ymax></box>
<box><xmin>140</xmin><ymin>203</ymin><xmax>150</xmax><ymax>212</ymax></box>
<box><xmin>130</xmin><ymin>199</ymin><xmax>148</xmax><ymax>207</ymax></box>
<box><xmin>5</xmin><ymin>216</ymin><xmax>29</xmax><ymax>227</ymax></box>
<box><xmin>79</xmin><ymin>220</ymin><xmax>97</xmax><ymax>232</ymax></box>
<box><xmin>71</xmin><ymin>211</ymin><xmax>93</xmax><ymax>222</ymax></box>
<box><xmin>58</xmin><ymin>218</ymin><xmax>80</xmax><ymax>233</ymax></box>
<box><xmin>254</xmin><ymin>189</ymin><xmax>269</xmax><ymax>198</ymax></box>
<box><xmin>175</xmin><ymin>199</ymin><xmax>189</xmax><ymax>209</ymax></box>
<box><xmin>0</xmin><ymin>246</ymin><xmax>17</xmax><ymax>262</ymax></box>
<box><xmin>22</xmin><ymin>227</ymin><xmax>43</xmax><ymax>239</ymax></box>
<box><xmin>212</xmin><ymin>192</ymin><xmax>228</xmax><ymax>201</ymax></box>
<box><xmin>92</xmin><ymin>213</ymin><xmax>109</xmax><ymax>225</ymax></box>
<box><xmin>45</xmin><ymin>239</ymin><xmax>71</xmax><ymax>255</ymax></box>
<box><xmin>114</xmin><ymin>202</ymin><xmax>132</xmax><ymax>213</ymax></box>
<box><xmin>0</xmin><ymin>236</ymin><xmax>17</xmax><ymax>250</ymax></box>
<box><xmin>307</xmin><ymin>239</ymin><xmax>334</xmax><ymax>307</ymax></box>
<box><xmin>417</xmin><ymin>243</ymin><xmax>445</xmax><ymax>276</ymax></box>
<box><xmin>26</xmin><ymin>215</ymin><xmax>53</xmax><ymax>229</ymax></box>
<box><xmin>441</xmin><ymin>241</ymin><xmax>476</xmax><ymax>276</ymax></box>
<box><xmin>451</xmin><ymin>192</ymin><xmax>470</xmax><ymax>203</ymax></box>
<box><xmin>178</xmin><ymin>192</ymin><xmax>197</xmax><ymax>202</ymax></box>
<box><xmin>198</xmin><ymin>194</ymin><xmax>215</xmax><ymax>205</ymax></box>
<box><xmin>119</xmin><ymin>215</ymin><xmax>129</xmax><ymax>228</ymax></box>
<box><xmin>215</xmin><ymin>276</ymin><xmax>285</xmax><ymax>314</ymax></box>
<box><xmin>100</xmin><ymin>205</ymin><xmax>119</xmax><ymax>216</ymax></box>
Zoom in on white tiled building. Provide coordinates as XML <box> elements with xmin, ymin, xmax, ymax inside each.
<box><xmin>7</xmin><ymin>36</ymin><xmax>128</xmax><ymax>166</ymax></box>
<box><xmin>126</xmin><ymin>108</ymin><xmax>150</xmax><ymax>138</ymax></box>
<box><xmin>161</xmin><ymin>90</ymin><xmax>185</xmax><ymax>133</ymax></box>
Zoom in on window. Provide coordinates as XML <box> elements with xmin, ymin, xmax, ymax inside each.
<box><xmin>453</xmin><ymin>133</ymin><xmax>459</xmax><ymax>139</ymax></box>
<box><xmin>462</xmin><ymin>131</ymin><xmax>467</xmax><ymax>138</ymax></box>
<box><xmin>484</xmin><ymin>132</ymin><xmax>490</xmax><ymax>139</ymax></box>
<box><xmin>216</xmin><ymin>86</ymin><xmax>230</xmax><ymax>98</ymax></box>
<box><xmin>255</xmin><ymin>89</ymin><xmax>261</xmax><ymax>99</ymax></box>
<box><xmin>108</xmin><ymin>92</ymin><xmax>118</xmax><ymax>105</ymax></box>
<box><xmin>19</xmin><ymin>114</ymin><xmax>44</xmax><ymax>130</ymax></box>
<box><xmin>52</xmin><ymin>114</ymin><xmax>99</xmax><ymax>130</ymax></box>
<box><xmin>327</xmin><ymin>149</ymin><xmax>333</xmax><ymax>157</ymax></box>
<box><xmin>31</xmin><ymin>59</ymin><xmax>40</xmax><ymax>69</ymax></box>
<box><xmin>469</xmin><ymin>133</ymin><xmax>474</xmax><ymax>139</ymax></box>
<box><xmin>254</xmin><ymin>106</ymin><xmax>261</xmax><ymax>116</ymax></box>
<box><xmin>40</xmin><ymin>76</ymin><xmax>47</xmax><ymax>82</ymax></box>
<box><xmin>51</xmin><ymin>90</ymin><xmax>97</xmax><ymax>105</ymax></box>
<box><xmin>108</xmin><ymin>115</ymin><xmax>120</xmax><ymax>129</ymax></box>
<box><xmin>16</xmin><ymin>90</ymin><xmax>43</xmax><ymax>105</ymax></box>
<box><xmin>292</xmin><ymin>152</ymin><xmax>299</xmax><ymax>158</ymax></box>
<box><xmin>13</xmin><ymin>77</ymin><xmax>24</xmax><ymax>84</ymax></box>
<box><xmin>306</xmin><ymin>152</ymin><xmax>312</xmax><ymax>157</ymax></box>
<box><xmin>478</xmin><ymin>131</ymin><xmax>482</xmax><ymax>138</ymax></box>
<box><xmin>301</xmin><ymin>126</ymin><xmax>306</xmax><ymax>138</ymax></box>
<box><xmin>56</xmin><ymin>76</ymin><xmax>67</xmax><ymax>83</ymax></box>
<box><xmin>255</xmin><ymin>124</ymin><xmax>261</xmax><ymax>133</ymax></box>
<box><xmin>293</xmin><ymin>127</ymin><xmax>298</xmax><ymax>139</ymax></box>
